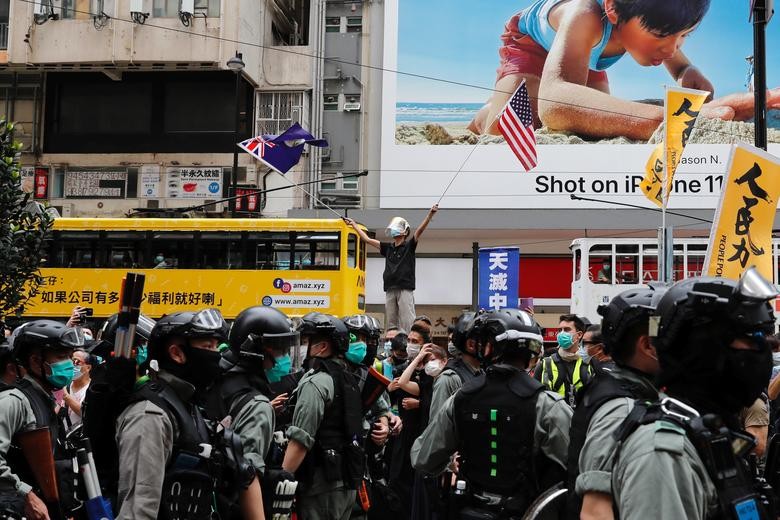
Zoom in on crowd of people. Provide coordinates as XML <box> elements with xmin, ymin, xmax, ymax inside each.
<box><xmin>1</xmin><ymin>266</ymin><xmax>780</xmax><ymax>519</ymax></box>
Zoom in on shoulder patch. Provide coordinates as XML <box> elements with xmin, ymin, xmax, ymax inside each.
<box><xmin>653</xmin><ymin>420</ymin><xmax>685</xmax><ymax>454</ymax></box>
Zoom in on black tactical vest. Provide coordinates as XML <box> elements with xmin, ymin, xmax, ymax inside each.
<box><xmin>453</xmin><ymin>365</ymin><xmax>543</xmax><ymax>499</ymax></box>
<box><xmin>204</xmin><ymin>369</ymin><xmax>269</xmax><ymax>424</ymax></box>
<box><xmin>129</xmin><ymin>378</ymin><xmax>216</xmax><ymax>520</ymax></box>
<box><xmin>298</xmin><ymin>358</ymin><xmax>364</xmax><ymax>489</ymax></box>
<box><xmin>441</xmin><ymin>357</ymin><xmax>479</xmax><ymax>385</ymax></box>
<box><xmin>565</xmin><ymin>365</ymin><xmax>658</xmax><ymax>520</ymax></box>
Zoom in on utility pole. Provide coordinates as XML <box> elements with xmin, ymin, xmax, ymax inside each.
<box><xmin>751</xmin><ymin>0</ymin><xmax>774</xmax><ymax>150</ymax></box>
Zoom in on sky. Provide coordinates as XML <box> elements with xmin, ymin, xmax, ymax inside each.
<box><xmin>396</xmin><ymin>0</ymin><xmax>780</xmax><ymax>104</ymax></box>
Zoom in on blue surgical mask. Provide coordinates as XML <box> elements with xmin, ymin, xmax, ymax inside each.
<box><xmin>579</xmin><ymin>345</ymin><xmax>591</xmax><ymax>363</ymax></box>
<box><xmin>383</xmin><ymin>341</ymin><xmax>392</xmax><ymax>358</ymax></box>
<box><xmin>390</xmin><ymin>228</ymin><xmax>402</xmax><ymax>238</ymax></box>
<box><xmin>136</xmin><ymin>344</ymin><xmax>148</xmax><ymax>366</ymax></box>
<box><xmin>154</xmin><ymin>255</ymin><xmax>164</xmax><ymax>264</ymax></box>
<box><xmin>72</xmin><ymin>365</ymin><xmax>83</xmax><ymax>379</ymax></box>
<box><xmin>346</xmin><ymin>341</ymin><xmax>368</xmax><ymax>365</ymax></box>
<box><xmin>46</xmin><ymin>359</ymin><xmax>75</xmax><ymax>389</ymax></box>
<box><xmin>265</xmin><ymin>354</ymin><xmax>292</xmax><ymax>383</ymax></box>
<box><xmin>557</xmin><ymin>331</ymin><xmax>574</xmax><ymax>349</ymax></box>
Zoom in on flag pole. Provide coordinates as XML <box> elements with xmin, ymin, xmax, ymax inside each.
<box><xmin>437</xmin><ymin>135</ymin><xmax>486</xmax><ymax>205</ymax></box>
<box><xmin>272</xmin><ymin>169</ymin><xmax>349</xmax><ymax>219</ymax></box>
<box><xmin>661</xmin><ymin>86</ymin><xmax>669</xmax><ymax>283</ymax></box>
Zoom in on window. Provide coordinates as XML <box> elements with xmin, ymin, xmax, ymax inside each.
<box><xmin>200</xmin><ymin>233</ymin><xmax>242</xmax><ymax>269</ymax></box>
<box><xmin>296</xmin><ymin>233</ymin><xmax>340</xmax><ymax>269</ymax></box>
<box><xmin>325</xmin><ymin>16</ymin><xmax>340</xmax><ymax>33</ymax></box>
<box><xmin>641</xmin><ymin>244</ymin><xmax>659</xmax><ymax>282</ymax></box>
<box><xmin>256</xmin><ymin>91</ymin><xmax>306</xmax><ymax>137</ymax></box>
<box><xmin>62</xmin><ymin>0</ymin><xmax>93</xmax><ymax>20</ymax></box>
<box><xmin>270</xmin><ymin>0</ymin><xmax>310</xmax><ymax>44</ymax></box>
<box><xmin>573</xmin><ymin>247</ymin><xmax>582</xmax><ymax>281</ymax></box>
<box><xmin>247</xmin><ymin>231</ymin><xmax>340</xmax><ymax>270</ymax></box>
<box><xmin>323</xmin><ymin>94</ymin><xmax>339</xmax><ymax>111</ymax></box>
<box><xmin>686</xmin><ymin>243</ymin><xmax>707</xmax><ymax>278</ymax></box>
<box><xmin>46</xmin><ymin>232</ymin><xmax>99</xmax><ymax>267</ymax></box>
<box><xmin>346</xmin><ymin>16</ymin><xmax>362</xmax><ymax>33</ymax></box>
<box><xmin>615</xmin><ymin>244</ymin><xmax>638</xmax><ymax>284</ymax></box>
<box><xmin>150</xmin><ymin>232</ymin><xmax>195</xmax><ymax>268</ymax></box>
<box><xmin>320</xmin><ymin>172</ymin><xmax>359</xmax><ymax>192</ymax></box>
<box><xmin>194</xmin><ymin>0</ymin><xmax>219</xmax><ymax>17</ymax></box>
<box><xmin>347</xmin><ymin>234</ymin><xmax>357</xmax><ymax>268</ymax></box>
<box><xmin>588</xmin><ymin>243</ymin><xmax>613</xmax><ymax>283</ymax></box>
<box><xmin>100</xmin><ymin>232</ymin><xmax>147</xmax><ymax>268</ymax></box>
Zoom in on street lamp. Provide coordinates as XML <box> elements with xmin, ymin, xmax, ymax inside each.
<box><xmin>227</xmin><ymin>51</ymin><xmax>245</xmax><ymax>217</ymax></box>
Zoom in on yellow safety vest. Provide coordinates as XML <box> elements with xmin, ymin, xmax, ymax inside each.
<box><xmin>540</xmin><ymin>355</ymin><xmax>590</xmax><ymax>400</ymax></box>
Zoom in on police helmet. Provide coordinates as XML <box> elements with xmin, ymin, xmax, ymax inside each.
<box><xmin>343</xmin><ymin>314</ymin><xmax>382</xmax><ymax>341</ymax></box>
<box><xmin>297</xmin><ymin>312</ymin><xmax>349</xmax><ymax>353</ymax></box>
<box><xmin>654</xmin><ymin>267</ymin><xmax>777</xmax><ymax>353</ymax></box>
<box><xmin>13</xmin><ymin>319</ymin><xmax>84</xmax><ymax>364</ymax></box>
<box><xmin>148</xmin><ymin>309</ymin><xmax>228</xmax><ymax>357</ymax></box>
<box><xmin>226</xmin><ymin>306</ymin><xmax>299</xmax><ymax>365</ymax></box>
<box><xmin>473</xmin><ymin>308</ymin><xmax>543</xmax><ymax>363</ymax></box>
<box><xmin>598</xmin><ymin>284</ymin><xmax>667</xmax><ymax>356</ymax></box>
<box><xmin>98</xmin><ymin>312</ymin><xmax>156</xmax><ymax>346</ymax></box>
<box><xmin>451</xmin><ymin>311</ymin><xmax>477</xmax><ymax>353</ymax></box>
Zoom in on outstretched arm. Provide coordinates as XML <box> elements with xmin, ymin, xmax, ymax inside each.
<box><xmin>344</xmin><ymin>218</ymin><xmax>380</xmax><ymax>249</ymax></box>
<box><xmin>414</xmin><ymin>204</ymin><xmax>438</xmax><ymax>242</ymax></box>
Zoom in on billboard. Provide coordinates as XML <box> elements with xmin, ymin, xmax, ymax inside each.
<box><xmin>381</xmin><ymin>0</ymin><xmax>780</xmax><ymax>209</ymax></box>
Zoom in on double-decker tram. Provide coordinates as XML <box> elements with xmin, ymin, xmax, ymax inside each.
<box><xmin>570</xmin><ymin>237</ymin><xmax>780</xmax><ymax>323</ymax></box>
<box><xmin>26</xmin><ymin>218</ymin><xmax>368</xmax><ymax>319</ymax></box>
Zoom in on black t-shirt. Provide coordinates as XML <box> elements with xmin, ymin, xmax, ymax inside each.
<box><xmin>380</xmin><ymin>237</ymin><xmax>417</xmax><ymax>291</ymax></box>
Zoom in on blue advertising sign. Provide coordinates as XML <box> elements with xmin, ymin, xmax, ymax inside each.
<box><xmin>478</xmin><ymin>247</ymin><xmax>519</xmax><ymax>310</ymax></box>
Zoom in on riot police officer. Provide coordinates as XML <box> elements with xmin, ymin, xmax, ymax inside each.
<box><xmin>612</xmin><ymin>269</ymin><xmax>777</xmax><ymax>519</ymax></box>
<box><xmin>0</xmin><ymin>319</ymin><xmax>82</xmax><ymax>519</ymax></box>
<box><xmin>411</xmin><ymin>309</ymin><xmax>572</xmax><ymax>519</ymax></box>
<box><xmin>567</xmin><ymin>286</ymin><xmax>665</xmax><ymax>519</ymax></box>
<box><xmin>282</xmin><ymin>312</ymin><xmax>365</xmax><ymax>520</ymax></box>
<box><xmin>429</xmin><ymin>311</ymin><xmax>482</xmax><ymax>415</ymax></box>
<box><xmin>115</xmin><ymin>309</ymin><xmax>258</xmax><ymax>520</ymax></box>
<box><xmin>207</xmin><ymin>305</ymin><xmax>300</xmax><ymax>519</ymax></box>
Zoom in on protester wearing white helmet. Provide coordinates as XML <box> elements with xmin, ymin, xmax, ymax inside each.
<box><xmin>345</xmin><ymin>204</ymin><xmax>438</xmax><ymax>334</ymax></box>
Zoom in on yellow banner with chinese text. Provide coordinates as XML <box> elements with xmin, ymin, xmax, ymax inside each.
<box><xmin>704</xmin><ymin>144</ymin><xmax>780</xmax><ymax>280</ymax></box>
<box><xmin>640</xmin><ymin>86</ymin><xmax>710</xmax><ymax>207</ymax></box>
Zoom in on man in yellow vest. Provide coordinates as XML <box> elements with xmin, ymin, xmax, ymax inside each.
<box><xmin>533</xmin><ymin>314</ymin><xmax>592</xmax><ymax>408</ymax></box>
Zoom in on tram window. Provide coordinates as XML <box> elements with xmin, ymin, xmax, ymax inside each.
<box><xmin>573</xmin><ymin>248</ymin><xmax>582</xmax><ymax>281</ymax></box>
<box><xmin>103</xmin><ymin>232</ymin><xmax>146</xmax><ymax>268</ymax></box>
<box><xmin>359</xmin><ymin>239</ymin><xmax>366</xmax><ymax>270</ymax></box>
<box><xmin>641</xmin><ymin>245</ymin><xmax>659</xmax><ymax>282</ymax></box>
<box><xmin>616</xmin><ymin>244</ymin><xmax>639</xmax><ymax>284</ymax></box>
<box><xmin>150</xmin><ymin>232</ymin><xmax>194</xmax><ymax>269</ymax></box>
<box><xmin>588</xmin><ymin>244</ymin><xmax>613</xmax><ymax>283</ymax></box>
<box><xmin>687</xmin><ymin>244</ymin><xmax>707</xmax><ymax>278</ymax></box>
<box><xmin>347</xmin><ymin>234</ymin><xmax>357</xmax><ymax>269</ymax></box>
<box><xmin>295</xmin><ymin>233</ymin><xmax>340</xmax><ymax>270</ymax></box>
<box><xmin>247</xmin><ymin>232</ymin><xmax>291</xmax><ymax>270</ymax></box>
<box><xmin>49</xmin><ymin>232</ymin><xmax>100</xmax><ymax>267</ymax></box>
<box><xmin>200</xmin><ymin>233</ymin><xmax>242</xmax><ymax>269</ymax></box>
<box><xmin>673</xmin><ymin>244</ymin><xmax>685</xmax><ymax>281</ymax></box>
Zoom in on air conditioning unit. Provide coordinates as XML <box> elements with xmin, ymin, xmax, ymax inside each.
<box><xmin>343</xmin><ymin>102</ymin><xmax>361</xmax><ymax>112</ymax></box>
<box><xmin>130</xmin><ymin>0</ymin><xmax>149</xmax><ymax>23</ymax></box>
<box><xmin>61</xmin><ymin>203</ymin><xmax>74</xmax><ymax>217</ymax></box>
<box><xmin>180</xmin><ymin>0</ymin><xmax>194</xmax><ymax>15</ymax></box>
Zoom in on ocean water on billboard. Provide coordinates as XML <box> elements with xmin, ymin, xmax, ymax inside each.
<box><xmin>396</xmin><ymin>102</ymin><xmax>483</xmax><ymax>123</ymax></box>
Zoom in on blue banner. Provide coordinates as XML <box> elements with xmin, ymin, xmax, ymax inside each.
<box><xmin>478</xmin><ymin>247</ymin><xmax>520</xmax><ymax>310</ymax></box>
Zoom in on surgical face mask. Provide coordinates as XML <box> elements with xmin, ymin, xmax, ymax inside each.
<box><xmin>383</xmin><ymin>341</ymin><xmax>392</xmax><ymax>358</ymax></box>
<box><xmin>266</xmin><ymin>354</ymin><xmax>292</xmax><ymax>383</ymax></box>
<box><xmin>578</xmin><ymin>344</ymin><xmax>592</xmax><ymax>363</ymax></box>
<box><xmin>154</xmin><ymin>255</ymin><xmax>164</xmax><ymax>264</ymax></box>
<box><xmin>390</xmin><ymin>228</ymin><xmax>403</xmax><ymax>238</ymax></box>
<box><xmin>136</xmin><ymin>344</ymin><xmax>149</xmax><ymax>366</ymax></box>
<box><xmin>603</xmin><ymin>263</ymin><xmax>610</xmax><ymax>270</ymax></box>
<box><xmin>346</xmin><ymin>341</ymin><xmax>368</xmax><ymax>365</ymax></box>
<box><xmin>448</xmin><ymin>341</ymin><xmax>457</xmax><ymax>356</ymax></box>
<box><xmin>407</xmin><ymin>344</ymin><xmax>421</xmax><ymax>358</ymax></box>
<box><xmin>772</xmin><ymin>351</ymin><xmax>780</xmax><ymax>366</ymax></box>
<box><xmin>72</xmin><ymin>365</ymin><xmax>83</xmax><ymax>380</ymax></box>
<box><xmin>45</xmin><ymin>359</ymin><xmax>75</xmax><ymax>389</ymax></box>
<box><xmin>557</xmin><ymin>331</ymin><xmax>574</xmax><ymax>349</ymax></box>
<box><xmin>424</xmin><ymin>360</ymin><xmax>443</xmax><ymax>377</ymax></box>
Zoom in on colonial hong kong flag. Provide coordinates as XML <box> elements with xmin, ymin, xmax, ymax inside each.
<box><xmin>497</xmin><ymin>81</ymin><xmax>538</xmax><ymax>172</ymax></box>
<box><xmin>238</xmin><ymin>123</ymin><xmax>328</xmax><ymax>174</ymax></box>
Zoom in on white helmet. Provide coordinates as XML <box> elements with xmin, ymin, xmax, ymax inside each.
<box><xmin>385</xmin><ymin>217</ymin><xmax>410</xmax><ymax>237</ymax></box>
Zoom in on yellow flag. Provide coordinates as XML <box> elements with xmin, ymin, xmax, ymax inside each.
<box><xmin>704</xmin><ymin>144</ymin><xmax>780</xmax><ymax>280</ymax></box>
<box><xmin>640</xmin><ymin>86</ymin><xmax>710</xmax><ymax>207</ymax></box>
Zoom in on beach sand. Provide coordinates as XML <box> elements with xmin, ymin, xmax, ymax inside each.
<box><xmin>395</xmin><ymin>113</ymin><xmax>780</xmax><ymax>146</ymax></box>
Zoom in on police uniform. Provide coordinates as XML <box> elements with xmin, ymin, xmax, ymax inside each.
<box><xmin>411</xmin><ymin>365</ymin><xmax>572</xmax><ymax>508</ymax></box>
<box><xmin>572</xmin><ymin>365</ymin><xmax>657</xmax><ymax>499</ymax></box>
<box><xmin>229</xmin><ymin>392</ymin><xmax>274</xmax><ymax>474</ymax></box>
<box><xmin>0</xmin><ymin>377</ymin><xmax>64</xmax><ymax>505</ymax></box>
<box><xmin>611</xmin><ymin>398</ymin><xmax>718</xmax><ymax>519</ymax></box>
<box><xmin>287</xmin><ymin>360</ymin><xmax>359</xmax><ymax>520</ymax></box>
<box><xmin>429</xmin><ymin>358</ymin><xmax>481</xmax><ymax>415</ymax></box>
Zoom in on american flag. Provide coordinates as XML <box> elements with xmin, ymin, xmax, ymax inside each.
<box><xmin>497</xmin><ymin>81</ymin><xmax>537</xmax><ymax>171</ymax></box>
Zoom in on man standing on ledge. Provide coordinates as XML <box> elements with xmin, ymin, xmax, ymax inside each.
<box><xmin>346</xmin><ymin>204</ymin><xmax>438</xmax><ymax>335</ymax></box>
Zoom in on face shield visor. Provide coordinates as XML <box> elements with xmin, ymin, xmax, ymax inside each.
<box><xmin>385</xmin><ymin>217</ymin><xmax>409</xmax><ymax>238</ymax></box>
<box><xmin>60</xmin><ymin>326</ymin><xmax>87</xmax><ymax>349</ymax></box>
